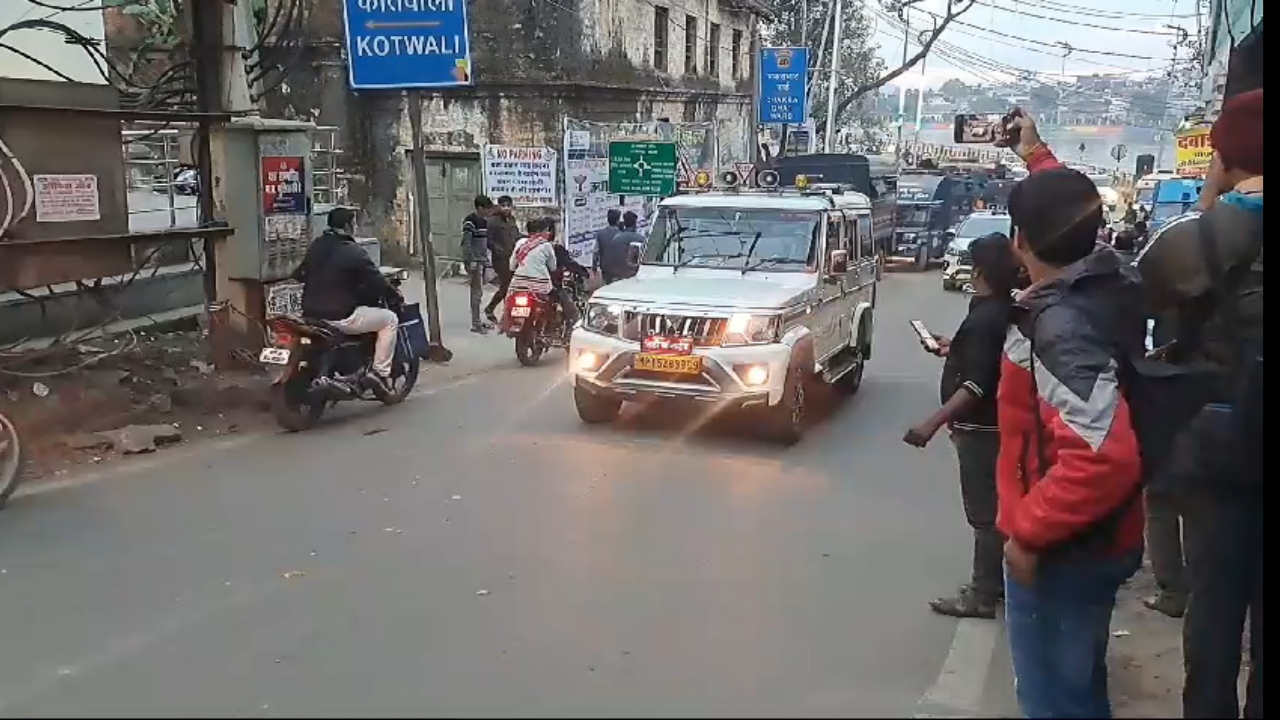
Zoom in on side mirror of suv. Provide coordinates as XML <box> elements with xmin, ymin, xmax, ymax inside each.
<box><xmin>626</xmin><ymin>241</ymin><xmax>643</xmax><ymax>266</ymax></box>
<box><xmin>826</xmin><ymin>249</ymin><xmax>848</xmax><ymax>281</ymax></box>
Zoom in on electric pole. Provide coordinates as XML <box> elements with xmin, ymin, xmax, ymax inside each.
<box><xmin>895</xmin><ymin>3</ymin><xmax>909</xmax><ymax>171</ymax></box>
<box><xmin>822</xmin><ymin>0</ymin><xmax>844</xmax><ymax>153</ymax></box>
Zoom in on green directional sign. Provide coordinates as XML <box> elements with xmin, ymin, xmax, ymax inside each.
<box><xmin>608</xmin><ymin>141</ymin><xmax>678</xmax><ymax>196</ymax></box>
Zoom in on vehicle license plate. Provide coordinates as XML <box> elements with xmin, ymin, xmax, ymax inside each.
<box><xmin>634</xmin><ymin>354</ymin><xmax>702</xmax><ymax>374</ymax></box>
<box><xmin>511</xmin><ymin>306</ymin><xmax>531</xmax><ymax>317</ymax></box>
<box><xmin>258</xmin><ymin>347</ymin><xmax>291</xmax><ymax>365</ymax></box>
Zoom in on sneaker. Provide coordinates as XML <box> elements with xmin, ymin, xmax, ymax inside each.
<box><xmin>484</xmin><ymin>308</ymin><xmax>499</xmax><ymax>325</ymax></box>
<box><xmin>930</xmin><ymin>586</ymin><xmax>998</xmax><ymax>619</ymax></box>
<box><xmin>470</xmin><ymin>324</ymin><xmax>490</xmax><ymax>335</ymax></box>
<box><xmin>1143</xmin><ymin>591</ymin><xmax>1187</xmax><ymax>618</ymax></box>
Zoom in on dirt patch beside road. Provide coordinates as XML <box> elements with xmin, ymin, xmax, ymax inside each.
<box><xmin>1110</xmin><ymin>564</ymin><xmax>1184</xmax><ymax>718</ymax></box>
<box><xmin>1</xmin><ymin>329</ymin><xmax>272</xmax><ymax>483</ymax></box>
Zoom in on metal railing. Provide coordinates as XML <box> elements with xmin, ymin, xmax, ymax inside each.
<box><xmin>119</xmin><ymin>123</ymin><xmax>350</xmax><ymax>268</ymax></box>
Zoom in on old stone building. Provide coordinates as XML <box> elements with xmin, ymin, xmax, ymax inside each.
<box><xmin>105</xmin><ymin>0</ymin><xmax>767</xmax><ymax>260</ymax></box>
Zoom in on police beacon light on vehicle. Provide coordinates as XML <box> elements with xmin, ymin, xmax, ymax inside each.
<box><xmin>567</xmin><ymin>178</ymin><xmax>881</xmax><ymax>444</ymax></box>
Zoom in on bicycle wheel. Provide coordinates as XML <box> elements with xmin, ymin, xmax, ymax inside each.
<box><xmin>0</xmin><ymin>411</ymin><xmax>23</xmax><ymax>510</ymax></box>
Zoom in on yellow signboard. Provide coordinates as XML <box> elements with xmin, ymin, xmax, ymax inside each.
<box><xmin>1174</xmin><ymin>125</ymin><xmax>1213</xmax><ymax>178</ymax></box>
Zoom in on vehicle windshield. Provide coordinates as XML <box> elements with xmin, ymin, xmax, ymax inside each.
<box><xmin>643</xmin><ymin>207</ymin><xmax>819</xmax><ymax>272</ymax></box>
<box><xmin>1151</xmin><ymin>202</ymin><xmax>1191</xmax><ymax>228</ymax></box>
<box><xmin>895</xmin><ymin>205</ymin><xmax>933</xmax><ymax>226</ymax></box>
<box><xmin>1135</xmin><ymin>187</ymin><xmax>1156</xmax><ymax>205</ymax></box>
<box><xmin>955</xmin><ymin>214</ymin><xmax>1012</xmax><ymax>239</ymax></box>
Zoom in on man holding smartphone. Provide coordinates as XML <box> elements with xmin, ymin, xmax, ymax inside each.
<box><xmin>904</xmin><ymin>234</ymin><xmax>1020</xmax><ymax>620</ymax></box>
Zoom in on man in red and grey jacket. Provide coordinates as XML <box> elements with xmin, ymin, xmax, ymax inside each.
<box><xmin>996</xmin><ymin>113</ymin><xmax>1147</xmax><ymax>719</ymax></box>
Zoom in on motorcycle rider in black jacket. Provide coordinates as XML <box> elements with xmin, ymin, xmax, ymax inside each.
<box><xmin>293</xmin><ymin>207</ymin><xmax>402</xmax><ymax>396</ymax></box>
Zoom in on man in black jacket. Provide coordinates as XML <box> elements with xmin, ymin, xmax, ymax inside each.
<box><xmin>294</xmin><ymin>207</ymin><xmax>401</xmax><ymax>395</ymax></box>
<box><xmin>904</xmin><ymin>233</ymin><xmax>1019</xmax><ymax>619</ymax></box>
<box><xmin>1137</xmin><ymin>88</ymin><xmax>1263</xmax><ymax>720</ymax></box>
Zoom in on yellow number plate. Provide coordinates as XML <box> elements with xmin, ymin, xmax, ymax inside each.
<box><xmin>634</xmin><ymin>354</ymin><xmax>702</xmax><ymax>374</ymax></box>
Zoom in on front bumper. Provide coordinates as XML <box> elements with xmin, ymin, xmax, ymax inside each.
<box><xmin>569</xmin><ymin>328</ymin><xmax>792</xmax><ymax>408</ymax></box>
<box><xmin>941</xmin><ymin>257</ymin><xmax>972</xmax><ymax>284</ymax></box>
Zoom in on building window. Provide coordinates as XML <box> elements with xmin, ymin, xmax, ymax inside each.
<box><xmin>653</xmin><ymin>6</ymin><xmax>669</xmax><ymax>72</ymax></box>
<box><xmin>731</xmin><ymin>28</ymin><xmax>742</xmax><ymax>78</ymax></box>
<box><xmin>684</xmin><ymin>15</ymin><xmax>698</xmax><ymax>74</ymax></box>
<box><xmin>707</xmin><ymin>23</ymin><xmax>720</xmax><ymax>78</ymax></box>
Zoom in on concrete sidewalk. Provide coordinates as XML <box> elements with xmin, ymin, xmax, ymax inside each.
<box><xmin>399</xmin><ymin>273</ymin><xmax>529</xmax><ymax>386</ymax></box>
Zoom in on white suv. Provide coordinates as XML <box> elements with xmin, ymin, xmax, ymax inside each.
<box><xmin>940</xmin><ymin>211</ymin><xmax>1012</xmax><ymax>292</ymax></box>
<box><xmin>568</xmin><ymin>188</ymin><xmax>879</xmax><ymax>444</ymax></box>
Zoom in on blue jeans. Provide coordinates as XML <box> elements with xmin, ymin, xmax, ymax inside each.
<box><xmin>1005</xmin><ymin>551</ymin><xmax>1141</xmax><ymax>718</ymax></box>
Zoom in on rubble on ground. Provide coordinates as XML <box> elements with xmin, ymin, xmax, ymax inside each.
<box><xmin>0</xmin><ymin>327</ymin><xmax>272</xmax><ymax>479</ymax></box>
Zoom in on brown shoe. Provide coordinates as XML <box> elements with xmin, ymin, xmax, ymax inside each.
<box><xmin>1143</xmin><ymin>591</ymin><xmax>1187</xmax><ymax>618</ymax></box>
<box><xmin>930</xmin><ymin>586</ymin><xmax>998</xmax><ymax>619</ymax></box>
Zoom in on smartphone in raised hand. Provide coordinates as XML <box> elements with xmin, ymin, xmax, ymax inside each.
<box><xmin>910</xmin><ymin>320</ymin><xmax>940</xmax><ymax>352</ymax></box>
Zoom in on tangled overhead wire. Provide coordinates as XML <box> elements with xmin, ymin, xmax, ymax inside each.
<box><xmin>246</xmin><ymin>0</ymin><xmax>310</xmax><ymax>103</ymax></box>
<box><xmin>0</xmin><ymin>18</ymin><xmax>195</xmax><ymax>112</ymax></box>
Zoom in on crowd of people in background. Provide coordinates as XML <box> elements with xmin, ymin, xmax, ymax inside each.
<box><xmin>906</xmin><ymin>93</ymin><xmax>1262</xmax><ymax>719</ymax></box>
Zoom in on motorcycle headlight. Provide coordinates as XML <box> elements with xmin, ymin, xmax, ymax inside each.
<box><xmin>722</xmin><ymin>313</ymin><xmax>781</xmax><ymax>346</ymax></box>
<box><xmin>584</xmin><ymin>303</ymin><xmax>622</xmax><ymax>335</ymax></box>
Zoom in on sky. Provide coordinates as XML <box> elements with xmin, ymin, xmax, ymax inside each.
<box><xmin>866</xmin><ymin>0</ymin><xmax>1206</xmax><ymax>89</ymax></box>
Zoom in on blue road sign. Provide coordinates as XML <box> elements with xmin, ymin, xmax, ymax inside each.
<box><xmin>758</xmin><ymin>47</ymin><xmax>808</xmax><ymax>125</ymax></box>
<box><xmin>341</xmin><ymin>0</ymin><xmax>474</xmax><ymax>90</ymax></box>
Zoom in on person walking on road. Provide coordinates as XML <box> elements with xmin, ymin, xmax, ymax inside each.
<box><xmin>463</xmin><ymin>195</ymin><xmax>495</xmax><ymax>334</ymax></box>
<box><xmin>484</xmin><ymin>195</ymin><xmax>518</xmax><ymax>325</ymax></box>
<box><xmin>997</xmin><ymin>112</ymin><xmax>1147</xmax><ymax>719</ymax></box>
<box><xmin>612</xmin><ymin>211</ymin><xmax>645</xmax><ymax>281</ymax></box>
<box><xmin>903</xmin><ymin>232</ymin><xmax>1020</xmax><ymax>620</ymax></box>
<box><xmin>598</xmin><ymin>210</ymin><xmax>641</xmax><ymax>284</ymax></box>
<box><xmin>593</xmin><ymin>209</ymin><xmax>622</xmax><ymax>281</ymax></box>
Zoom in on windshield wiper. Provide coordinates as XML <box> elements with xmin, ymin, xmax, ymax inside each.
<box><xmin>739</xmin><ymin>232</ymin><xmax>763</xmax><ymax>276</ymax></box>
<box><xmin>742</xmin><ymin>256</ymin><xmax>809</xmax><ymax>273</ymax></box>
<box><xmin>674</xmin><ymin>252</ymin><xmax>747</xmax><ymax>270</ymax></box>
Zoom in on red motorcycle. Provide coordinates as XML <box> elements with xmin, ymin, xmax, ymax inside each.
<box><xmin>502</xmin><ymin>274</ymin><xmax>584</xmax><ymax>366</ymax></box>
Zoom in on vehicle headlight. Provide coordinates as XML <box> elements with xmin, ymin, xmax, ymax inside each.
<box><xmin>722</xmin><ymin>313</ymin><xmax>781</xmax><ymax>346</ymax></box>
<box><xmin>945</xmin><ymin>243</ymin><xmax>961</xmax><ymax>256</ymax></box>
<box><xmin>900</xmin><ymin>232</ymin><xmax>917</xmax><ymax>241</ymax></box>
<box><xmin>584</xmin><ymin>303</ymin><xmax>622</xmax><ymax>335</ymax></box>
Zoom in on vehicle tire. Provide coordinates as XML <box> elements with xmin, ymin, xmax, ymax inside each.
<box><xmin>574</xmin><ymin>383</ymin><xmax>621</xmax><ymax>424</ymax></box>
<box><xmin>915</xmin><ymin>247</ymin><xmax>930</xmax><ymax>272</ymax></box>
<box><xmin>515</xmin><ymin>326</ymin><xmax>545</xmax><ymax>366</ymax></box>
<box><xmin>835</xmin><ymin>353</ymin><xmax>865</xmax><ymax>395</ymax></box>
<box><xmin>381</xmin><ymin>354</ymin><xmax>420</xmax><ymax>406</ymax></box>
<box><xmin>271</xmin><ymin>380</ymin><xmax>325</xmax><ymax>432</ymax></box>
<box><xmin>0</xmin><ymin>411</ymin><xmax>23</xmax><ymax>511</ymax></box>
<box><xmin>941</xmin><ymin>279</ymin><xmax>956</xmax><ymax>291</ymax></box>
<box><xmin>763</xmin><ymin>368</ymin><xmax>807</xmax><ymax>445</ymax></box>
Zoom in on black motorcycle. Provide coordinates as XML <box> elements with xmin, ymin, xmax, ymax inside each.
<box><xmin>262</xmin><ymin>277</ymin><xmax>419</xmax><ymax>431</ymax></box>
<box><xmin>501</xmin><ymin>273</ymin><xmax>587</xmax><ymax>366</ymax></box>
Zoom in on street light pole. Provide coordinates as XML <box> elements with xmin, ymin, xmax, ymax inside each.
<box><xmin>895</xmin><ymin>5</ymin><xmax>909</xmax><ymax>171</ymax></box>
<box><xmin>1154</xmin><ymin>26</ymin><xmax>1185</xmax><ymax>170</ymax></box>
<box><xmin>822</xmin><ymin>0</ymin><xmax>845</xmax><ymax>152</ymax></box>
<box><xmin>406</xmin><ymin>92</ymin><xmax>449</xmax><ymax>361</ymax></box>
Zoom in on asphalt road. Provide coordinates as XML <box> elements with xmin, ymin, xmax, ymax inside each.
<box><xmin>0</xmin><ymin>272</ymin><xmax>1017</xmax><ymax>718</ymax></box>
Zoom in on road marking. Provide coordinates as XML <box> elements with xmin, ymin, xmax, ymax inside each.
<box><xmin>914</xmin><ymin>617</ymin><xmax>1002</xmax><ymax>718</ymax></box>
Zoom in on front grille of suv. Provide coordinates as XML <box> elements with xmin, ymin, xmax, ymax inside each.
<box><xmin>622</xmin><ymin>313</ymin><xmax>726</xmax><ymax>346</ymax></box>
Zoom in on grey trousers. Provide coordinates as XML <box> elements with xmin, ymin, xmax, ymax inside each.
<box><xmin>952</xmin><ymin>429</ymin><xmax>1004</xmax><ymax>600</ymax></box>
<box><xmin>466</xmin><ymin>261</ymin><xmax>485</xmax><ymax>327</ymax></box>
<box><xmin>1145</xmin><ymin>487</ymin><xmax>1187</xmax><ymax>597</ymax></box>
